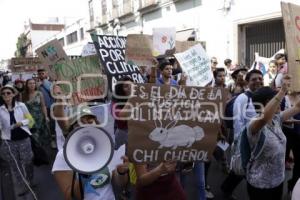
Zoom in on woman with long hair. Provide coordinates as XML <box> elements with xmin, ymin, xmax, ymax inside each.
<box><xmin>0</xmin><ymin>84</ymin><xmax>35</xmax><ymax>196</ymax></box>
<box><xmin>22</xmin><ymin>79</ymin><xmax>51</xmax><ymax>147</ymax></box>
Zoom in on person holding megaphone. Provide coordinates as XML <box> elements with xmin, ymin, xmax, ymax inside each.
<box><xmin>51</xmin><ymin>85</ymin><xmax>129</xmax><ymax>200</ymax></box>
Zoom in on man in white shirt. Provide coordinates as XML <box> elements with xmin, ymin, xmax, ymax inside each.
<box><xmin>233</xmin><ymin>69</ymin><xmax>263</xmax><ymax>139</ymax></box>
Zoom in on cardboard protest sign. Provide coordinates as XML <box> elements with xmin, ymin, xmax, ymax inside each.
<box><xmin>10</xmin><ymin>57</ymin><xmax>41</xmax><ymax>73</ymax></box>
<box><xmin>152</xmin><ymin>27</ymin><xmax>176</xmax><ymax>57</ymax></box>
<box><xmin>52</xmin><ymin>56</ymin><xmax>106</xmax><ymax>105</ymax></box>
<box><xmin>92</xmin><ymin>34</ymin><xmax>144</xmax><ymax>91</ymax></box>
<box><xmin>281</xmin><ymin>2</ymin><xmax>300</xmax><ymax>91</ymax></box>
<box><xmin>125</xmin><ymin>34</ymin><xmax>154</xmax><ymax>67</ymax></box>
<box><xmin>127</xmin><ymin>84</ymin><xmax>227</xmax><ymax>163</ymax></box>
<box><xmin>36</xmin><ymin>39</ymin><xmax>69</xmax><ymax>65</ymax></box>
<box><xmin>174</xmin><ymin>44</ymin><xmax>213</xmax><ymax>86</ymax></box>
<box><xmin>175</xmin><ymin>40</ymin><xmax>201</xmax><ymax>53</ymax></box>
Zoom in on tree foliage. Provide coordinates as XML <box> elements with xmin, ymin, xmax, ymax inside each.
<box><xmin>15</xmin><ymin>33</ymin><xmax>29</xmax><ymax>57</ymax></box>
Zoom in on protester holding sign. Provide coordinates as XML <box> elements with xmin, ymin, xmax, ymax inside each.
<box><xmin>156</xmin><ymin>60</ymin><xmax>179</xmax><ymax>86</ymax></box>
<box><xmin>246</xmin><ymin>75</ymin><xmax>300</xmax><ymax>200</ymax></box>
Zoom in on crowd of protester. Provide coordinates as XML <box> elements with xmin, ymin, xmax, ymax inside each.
<box><xmin>0</xmin><ymin>53</ymin><xmax>300</xmax><ymax>200</ymax></box>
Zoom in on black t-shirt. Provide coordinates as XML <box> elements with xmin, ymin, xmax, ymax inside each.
<box><xmin>9</xmin><ymin>110</ymin><xmax>29</xmax><ymax>141</ymax></box>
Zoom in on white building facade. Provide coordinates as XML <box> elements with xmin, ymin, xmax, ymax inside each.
<box><xmin>89</xmin><ymin>0</ymin><xmax>296</xmax><ymax>67</ymax></box>
<box><xmin>27</xmin><ymin>18</ymin><xmax>92</xmax><ymax>57</ymax></box>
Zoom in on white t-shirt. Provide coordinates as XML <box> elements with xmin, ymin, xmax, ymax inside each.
<box><xmin>52</xmin><ymin>145</ymin><xmax>126</xmax><ymax>200</ymax></box>
<box><xmin>292</xmin><ymin>178</ymin><xmax>300</xmax><ymax>200</ymax></box>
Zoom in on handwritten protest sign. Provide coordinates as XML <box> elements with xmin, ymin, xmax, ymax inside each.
<box><xmin>52</xmin><ymin>56</ymin><xmax>106</xmax><ymax>105</ymax></box>
<box><xmin>36</xmin><ymin>39</ymin><xmax>69</xmax><ymax>65</ymax></box>
<box><xmin>152</xmin><ymin>27</ymin><xmax>176</xmax><ymax>57</ymax></box>
<box><xmin>92</xmin><ymin>34</ymin><xmax>144</xmax><ymax>91</ymax></box>
<box><xmin>81</xmin><ymin>43</ymin><xmax>97</xmax><ymax>57</ymax></box>
<box><xmin>127</xmin><ymin>84</ymin><xmax>227</xmax><ymax>163</ymax></box>
<box><xmin>174</xmin><ymin>44</ymin><xmax>213</xmax><ymax>86</ymax></box>
<box><xmin>281</xmin><ymin>2</ymin><xmax>300</xmax><ymax>91</ymax></box>
<box><xmin>125</xmin><ymin>34</ymin><xmax>154</xmax><ymax>67</ymax></box>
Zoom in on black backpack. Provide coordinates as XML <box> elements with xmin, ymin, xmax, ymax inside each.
<box><xmin>224</xmin><ymin>91</ymin><xmax>252</xmax><ymax>129</ymax></box>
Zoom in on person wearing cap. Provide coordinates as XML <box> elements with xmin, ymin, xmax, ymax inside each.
<box><xmin>246</xmin><ymin>75</ymin><xmax>300</xmax><ymax>200</ymax></box>
<box><xmin>52</xmin><ymin>86</ymin><xmax>129</xmax><ymax>200</ymax></box>
<box><xmin>0</xmin><ymin>84</ymin><xmax>35</xmax><ymax>196</ymax></box>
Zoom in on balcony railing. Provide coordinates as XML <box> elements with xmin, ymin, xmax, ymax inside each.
<box><xmin>120</xmin><ymin>0</ymin><xmax>134</xmax><ymax>17</ymax></box>
<box><xmin>139</xmin><ymin>0</ymin><xmax>160</xmax><ymax>10</ymax></box>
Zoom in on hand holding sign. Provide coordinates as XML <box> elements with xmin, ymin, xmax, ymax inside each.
<box><xmin>158</xmin><ymin>160</ymin><xmax>177</xmax><ymax>175</ymax></box>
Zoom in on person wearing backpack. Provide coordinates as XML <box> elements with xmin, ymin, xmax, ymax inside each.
<box><xmin>246</xmin><ymin>75</ymin><xmax>300</xmax><ymax>200</ymax></box>
<box><xmin>221</xmin><ymin>69</ymin><xmax>263</xmax><ymax>199</ymax></box>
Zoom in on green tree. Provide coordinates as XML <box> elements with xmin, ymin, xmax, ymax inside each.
<box><xmin>15</xmin><ymin>33</ymin><xmax>29</xmax><ymax>57</ymax></box>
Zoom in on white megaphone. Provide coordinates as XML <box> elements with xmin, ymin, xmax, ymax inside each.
<box><xmin>64</xmin><ymin>126</ymin><xmax>114</xmax><ymax>174</ymax></box>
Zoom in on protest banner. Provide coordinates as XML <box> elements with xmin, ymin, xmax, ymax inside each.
<box><xmin>10</xmin><ymin>57</ymin><xmax>41</xmax><ymax>73</ymax></box>
<box><xmin>125</xmin><ymin>34</ymin><xmax>154</xmax><ymax>67</ymax></box>
<box><xmin>174</xmin><ymin>44</ymin><xmax>213</xmax><ymax>86</ymax></box>
<box><xmin>281</xmin><ymin>2</ymin><xmax>300</xmax><ymax>91</ymax></box>
<box><xmin>11</xmin><ymin>57</ymin><xmax>41</xmax><ymax>66</ymax></box>
<box><xmin>52</xmin><ymin>56</ymin><xmax>107</xmax><ymax>105</ymax></box>
<box><xmin>127</xmin><ymin>84</ymin><xmax>227</xmax><ymax>163</ymax></box>
<box><xmin>92</xmin><ymin>34</ymin><xmax>144</xmax><ymax>91</ymax></box>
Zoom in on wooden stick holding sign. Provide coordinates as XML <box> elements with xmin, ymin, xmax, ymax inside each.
<box><xmin>281</xmin><ymin>2</ymin><xmax>300</xmax><ymax>91</ymax></box>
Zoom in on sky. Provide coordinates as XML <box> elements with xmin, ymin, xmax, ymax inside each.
<box><xmin>0</xmin><ymin>0</ymin><xmax>89</xmax><ymax>60</ymax></box>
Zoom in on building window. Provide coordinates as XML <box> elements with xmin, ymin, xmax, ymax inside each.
<box><xmin>102</xmin><ymin>0</ymin><xmax>107</xmax><ymax>15</ymax></box>
<box><xmin>67</xmin><ymin>31</ymin><xmax>78</xmax><ymax>45</ymax></box>
<box><xmin>80</xmin><ymin>28</ymin><xmax>84</xmax><ymax>40</ymax></box>
<box><xmin>89</xmin><ymin>0</ymin><xmax>94</xmax><ymax>22</ymax></box>
<box><xmin>58</xmin><ymin>38</ymin><xmax>65</xmax><ymax>46</ymax></box>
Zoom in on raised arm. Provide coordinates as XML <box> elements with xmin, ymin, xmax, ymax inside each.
<box><xmin>250</xmin><ymin>75</ymin><xmax>290</xmax><ymax>134</ymax></box>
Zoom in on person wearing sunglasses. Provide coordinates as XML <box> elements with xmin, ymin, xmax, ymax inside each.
<box><xmin>0</xmin><ymin>84</ymin><xmax>35</xmax><ymax>196</ymax></box>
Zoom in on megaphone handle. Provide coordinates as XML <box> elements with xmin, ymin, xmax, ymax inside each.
<box><xmin>71</xmin><ymin>172</ymin><xmax>84</xmax><ymax>200</ymax></box>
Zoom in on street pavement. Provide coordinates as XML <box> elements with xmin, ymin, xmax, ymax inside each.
<box><xmin>0</xmin><ymin>155</ymin><xmax>293</xmax><ymax>200</ymax></box>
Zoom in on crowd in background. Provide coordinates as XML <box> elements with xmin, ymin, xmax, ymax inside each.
<box><xmin>0</xmin><ymin>53</ymin><xmax>300</xmax><ymax>200</ymax></box>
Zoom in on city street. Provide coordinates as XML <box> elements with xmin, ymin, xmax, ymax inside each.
<box><xmin>1</xmin><ymin>155</ymin><xmax>294</xmax><ymax>200</ymax></box>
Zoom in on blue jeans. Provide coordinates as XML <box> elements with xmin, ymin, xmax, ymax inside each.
<box><xmin>180</xmin><ymin>161</ymin><xmax>206</xmax><ymax>200</ymax></box>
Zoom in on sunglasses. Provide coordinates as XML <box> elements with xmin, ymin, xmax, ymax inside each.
<box><xmin>1</xmin><ymin>92</ymin><xmax>12</xmax><ymax>96</ymax></box>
